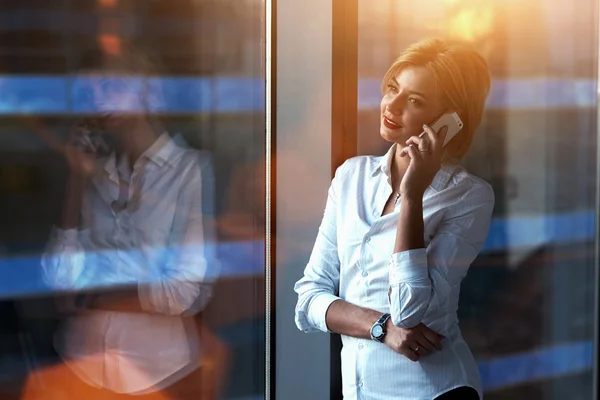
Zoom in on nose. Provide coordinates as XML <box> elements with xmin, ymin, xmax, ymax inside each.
<box><xmin>386</xmin><ymin>94</ymin><xmax>404</xmax><ymax>115</ymax></box>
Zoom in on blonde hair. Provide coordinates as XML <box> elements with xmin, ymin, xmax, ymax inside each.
<box><xmin>75</xmin><ymin>42</ymin><xmax>166</xmax><ymax>112</ymax></box>
<box><xmin>381</xmin><ymin>38</ymin><xmax>491</xmax><ymax>163</ymax></box>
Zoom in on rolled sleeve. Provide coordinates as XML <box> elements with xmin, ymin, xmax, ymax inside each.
<box><xmin>41</xmin><ymin>226</ymin><xmax>90</xmax><ymax>290</ymax></box>
<box><xmin>389</xmin><ymin>248</ymin><xmax>428</xmax><ymax>285</ymax></box>
<box><xmin>388</xmin><ymin>182</ymin><xmax>494</xmax><ymax>331</ymax></box>
<box><xmin>388</xmin><ymin>248</ymin><xmax>432</xmax><ymax>329</ymax></box>
<box><xmin>294</xmin><ymin>162</ymin><xmax>346</xmax><ymax>334</ymax></box>
<box><xmin>138</xmin><ymin>279</ymin><xmax>201</xmax><ymax>316</ymax></box>
<box><xmin>138</xmin><ymin>154</ymin><xmax>218</xmax><ymax>316</ymax></box>
<box><xmin>303</xmin><ymin>293</ymin><xmax>340</xmax><ymax>333</ymax></box>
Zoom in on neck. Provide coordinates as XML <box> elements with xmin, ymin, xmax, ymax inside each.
<box><xmin>114</xmin><ymin>118</ymin><xmax>162</xmax><ymax>168</ymax></box>
<box><xmin>390</xmin><ymin>144</ymin><xmax>410</xmax><ymax>192</ymax></box>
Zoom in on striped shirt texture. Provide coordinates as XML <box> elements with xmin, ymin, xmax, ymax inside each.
<box><xmin>295</xmin><ymin>144</ymin><xmax>494</xmax><ymax>399</ymax></box>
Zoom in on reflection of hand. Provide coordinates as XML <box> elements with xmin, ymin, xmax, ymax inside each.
<box><xmin>399</xmin><ymin>125</ymin><xmax>447</xmax><ymax>199</ymax></box>
<box><xmin>64</xmin><ymin>146</ymin><xmax>97</xmax><ymax>180</ymax></box>
<box><xmin>383</xmin><ymin>320</ymin><xmax>444</xmax><ymax>362</ymax></box>
<box><xmin>64</xmin><ymin>120</ymin><xmax>100</xmax><ymax>180</ymax></box>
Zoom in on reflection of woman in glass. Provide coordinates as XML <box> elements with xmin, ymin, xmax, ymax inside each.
<box><xmin>295</xmin><ymin>38</ymin><xmax>493</xmax><ymax>400</ymax></box>
<box><xmin>41</xmin><ymin>44</ymin><xmax>218</xmax><ymax>398</ymax></box>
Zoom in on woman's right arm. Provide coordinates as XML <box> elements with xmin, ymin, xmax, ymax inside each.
<box><xmin>294</xmin><ymin>164</ymin><xmax>343</xmax><ymax>333</ymax></box>
<box><xmin>292</xmin><ymin>162</ymin><xmax>384</xmax><ymax>336</ymax></box>
<box><xmin>294</xmin><ymin>162</ymin><xmax>443</xmax><ymax>361</ymax></box>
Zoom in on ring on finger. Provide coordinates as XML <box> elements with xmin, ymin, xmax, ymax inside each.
<box><xmin>419</xmin><ymin>148</ymin><xmax>431</xmax><ymax>153</ymax></box>
<box><xmin>414</xmin><ymin>345</ymin><xmax>420</xmax><ymax>353</ymax></box>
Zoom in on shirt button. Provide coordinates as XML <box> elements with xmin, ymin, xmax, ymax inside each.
<box><xmin>362</xmin><ymin>271</ymin><xmax>368</xmax><ymax>277</ymax></box>
<box><xmin>358</xmin><ymin>343</ymin><xmax>364</xmax><ymax>350</ymax></box>
<box><xmin>365</xmin><ymin>236</ymin><xmax>371</xmax><ymax>243</ymax></box>
<box><xmin>358</xmin><ymin>381</ymin><xmax>363</xmax><ymax>387</ymax></box>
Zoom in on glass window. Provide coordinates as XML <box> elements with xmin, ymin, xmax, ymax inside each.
<box><xmin>0</xmin><ymin>1</ymin><xmax>266</xmax><ymax>399</ymax></box>
<box><xmin>357</xmin><ymin>0</ymin><xmax>597</xmax><ymax>398</ymax></box>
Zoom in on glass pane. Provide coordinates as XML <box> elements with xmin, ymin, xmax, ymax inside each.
<box><xmin>357</xmin><ymin>0</ymin><xmax>597</xmax><ymax>398</ymax></box>
<box><xmin>0</xmin><ymin>1</ymin><xmax>266</xmax><ymax>399</ymax></box>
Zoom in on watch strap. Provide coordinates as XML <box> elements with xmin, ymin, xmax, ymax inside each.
<box><xmin>377</xmin><ymin>313</ymin><xmax>391</xmax><ymax>326</ymax></box>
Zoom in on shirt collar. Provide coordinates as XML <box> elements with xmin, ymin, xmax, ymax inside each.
<box><xmin>372</xmin><ymin>143</ymin><xmax>397</xmax><ymax>179</ymax></box>
<box><xmin>103</xmin><ymin>132</ymin><xmax>182</xmax><ymax>178</ymax></box>
<box><xmin>371</xmin><ymin>143</ymin><xmax>455</xmax><ymax>192</ymax></box>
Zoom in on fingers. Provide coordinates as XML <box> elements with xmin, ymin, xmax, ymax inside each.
<box><xmin>65</xmin><ymin>146</ymin><xmax>97</xmax><ymax>177</ymax></box>
<box><xmin>418</xmin><ymin>323</ymin><xmax>445</xmax><ymax>351</ymax></box>
<box><xmin>413</xmin><ymin>328</ymin><xmax>444</xmax><ymax>354</ymax></box>
<box><xmin>405</xmin><ymin>135</ymin><xmax>431</xmax><ymax>153</ymax></box>
<box><xmin>399</xmin><ymin>143</ymin><xmax>422</xmax><ymax>160</ymax></box>
<box><xmin>386</xmin><ymin>334</ymin><xmax>421</xmax><ymax>362</ymax></box>
<box><xmin>422</xmin><ymin>123</ymin><xmax>448</xmax><ymax>144</ymax></box>
<box><xmin>413</xmin><ymin>343</ymin><xmax>428</xmax><ymax>357</ymax></box>
<box><xmin>400</xmin><ymin>346</ymin><xmax>420</xmax><ymax>362</ymax></box>
<box><xmin>414</xmin><ymin>336</ymin><xmax>434</xmax><ymax>354</ymax></box>
<box><xmin>410</xmin><ymin>124</ymin><xmax>448</xmax><ymax>155</ymax></box>
<box><xmin>387</xmin><ymin>324</ymin><xmax>446</xmax><ymax>362</ymax></box>
<box><xmin>420</xmin><ymin>329</ymin><xmax>443</xmax><ymax>351</ymax></box>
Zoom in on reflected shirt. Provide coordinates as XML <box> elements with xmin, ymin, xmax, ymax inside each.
<box><xmin>294</xmin><ymin>144</ymin><xmax>494</xmax><ymax>400</ymax></box>
<box><xmin>42</xmin><ymin>132</ymin><xmax>218</xmax><ymax>394</ymax></box>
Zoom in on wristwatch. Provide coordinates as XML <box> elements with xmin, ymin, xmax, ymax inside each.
<box><xmin>370</xmin><ymin>313</ymin><xmax>391</xmax><ymax>342</ymax></box>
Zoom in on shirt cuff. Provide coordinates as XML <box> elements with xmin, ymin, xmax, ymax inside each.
<box><xmin>307</xmin><ymin>292</ymin><xmax>340</xmax><ymax>333</ymax></box>
<box><xmin>389</xmin><ymin>249</ymin><xmax>428</xmax><ymax>285</ymax></box>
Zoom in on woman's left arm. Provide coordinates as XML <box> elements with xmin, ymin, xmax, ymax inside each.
<box><xmin>91</xmin><ymin>153</ymin><xmax>218</xmax><ymax>315</ymax></box>
<box><xmin>389</xmin><ymin>184</ymin><xmax>494</xmax><ymax>332</ymax></box>
<box><xmin>137</xmin><ymin>153</ymin><xmax>218</xmax><ymax>316</ymax></box>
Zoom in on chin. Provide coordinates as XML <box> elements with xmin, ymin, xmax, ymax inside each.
<box><xmin>379</xmin><ymin>127</ymin><xmax>407</xmax><ymax>145</ymax></box>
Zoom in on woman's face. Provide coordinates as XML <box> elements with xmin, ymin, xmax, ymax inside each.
<box><xmin>379</xmin><ymin>65</ymin><xmax>446</xmax><ymax>146</ymax></box>
<box><xmin>77</xmin><ymin>72</ymin><xmax>146</xmax><ymax>133</ymax></box>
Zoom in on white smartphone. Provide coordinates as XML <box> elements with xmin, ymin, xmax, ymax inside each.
<box><xmin>419</xmin><ymin>112</ymin><xmax>463</xmax><ymax>147</ymax></box>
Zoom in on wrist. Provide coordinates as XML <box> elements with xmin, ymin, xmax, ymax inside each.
<box><xmin>370</xmin><ymin>313</ymin><xmax>391</xmax><ymax>342</ymax></box>
<box><xmin>399</xmin><ymin>192</ymin><xmax>424</xmax><ymax>204</ymax></box>
<box><xmin>381</xmin><ymin>318</ymin><xmax>395</xmax><ymax>346</ymax></box>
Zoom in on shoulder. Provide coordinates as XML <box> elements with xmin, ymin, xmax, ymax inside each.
<box><xmin>170</xmin><ymin>140</ymin><xmax>214</xmax><ymax>173</ymax></box>
<box><xmin>333</xmin><ymin>154</ymin><xmax>382</xmax><ymax>181</ymax></box>
<box><xmin>438</xmin><ymin>164</ymin><xmax>495</xmax><ymax>207</ymax></box>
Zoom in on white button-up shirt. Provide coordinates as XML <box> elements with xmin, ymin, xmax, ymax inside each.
<box><xmin>42</xmin><ymin>133</ymin><xmax>218</xmax><ymax>394</ymax></box>
<box><xmin>295</xmin><ymin>144</ymin><xmax>494</xmax><ymax>400</ymax></box>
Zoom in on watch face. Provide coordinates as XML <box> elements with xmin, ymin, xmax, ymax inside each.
<box><xmin>372</xmin><ymin>325</ymin><xmax>383</xmax><ymax>338</ymax></box>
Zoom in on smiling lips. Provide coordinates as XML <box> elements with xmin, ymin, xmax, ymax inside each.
<box><xmin>383</xmin><ymin>116</ymin><xmax>401</xmax><ymax>130</ymax></box>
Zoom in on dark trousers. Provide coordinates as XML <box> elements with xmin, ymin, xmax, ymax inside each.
<box><xmin>434</xmin><ymin>386</ymin><xmax>480</xmax><ymax>400</ymax></box>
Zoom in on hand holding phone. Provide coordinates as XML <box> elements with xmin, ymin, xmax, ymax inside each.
<box><xmin>419</xmin><ymin>112</ymin><xmax>463</xmax><ymax>147</ymax></box>
<box><xmin>401</xmin><ymin>112</ymin><xmax>462</xmax><ymax>197</ymax></box>
<box><xmin>65</xmin><ymin>118</ymin><xmax>110</xmax><ymax>180</ymax></box>
<box><xmin>69</xmin><ymin>118</ymin><xmax>110</xmax><ymax>156</ymax></box>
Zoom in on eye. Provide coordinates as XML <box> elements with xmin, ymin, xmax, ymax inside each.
<box><xmin>408</xmin><ymin>97</ymin><xmax>421</xmax><ymax>105</ymax></box>
<box><xmin>386</xmin><ymin>84</ymin><xmax>398</xmax><ymax>93</ymax></box>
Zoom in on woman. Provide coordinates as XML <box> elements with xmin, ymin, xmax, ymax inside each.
<box><xmin>39</xmin><ymin>44</ymin><xmax>220</xmax><ymax>399</ymax></box>
<box><xmin>295</xmin><ymin>38</ymin><xmax>494</xmax><ymax>400</ymax></box>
